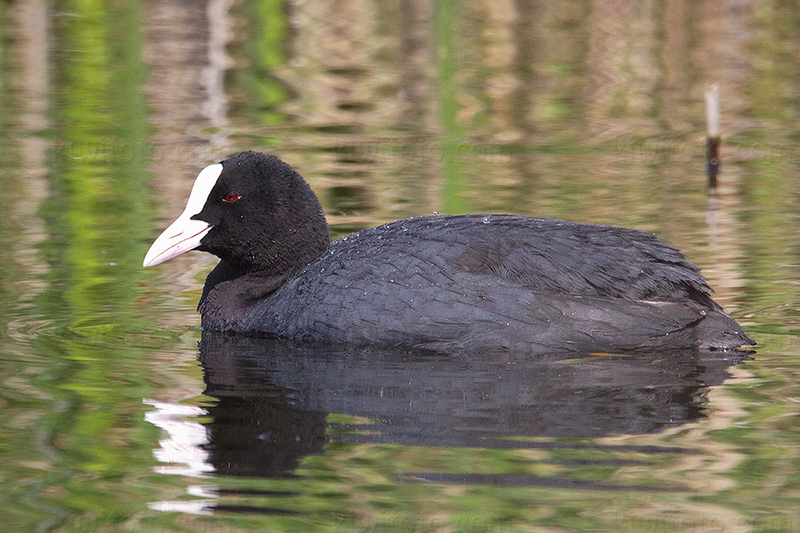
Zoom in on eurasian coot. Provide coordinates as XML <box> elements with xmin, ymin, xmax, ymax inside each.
<box><xmin>144</xmin><ymin>151</ymin><xmax>753</xmax><ymax>354</ymax></box>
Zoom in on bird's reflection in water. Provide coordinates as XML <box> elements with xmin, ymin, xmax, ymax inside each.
<box><xmin>147</xmin><ymin>331</ymin><xmax>748</xmax><ymax>515</ymax></box>
<box><xmin>197</xmin><ymin>331</ymin><xmax>748</xmax><ymax>478</ymax></box>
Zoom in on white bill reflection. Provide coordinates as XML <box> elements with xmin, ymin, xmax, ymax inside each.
<box><xmin>144</xmin><ymin>398</ymin><xmax>218</xmax><ymax>514</ymax></box>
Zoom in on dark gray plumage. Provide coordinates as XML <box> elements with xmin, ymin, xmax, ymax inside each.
<box><xmin>149</xmin><ymin>151</ymin><xmax>754</xmax><ymax>354</ymax></box>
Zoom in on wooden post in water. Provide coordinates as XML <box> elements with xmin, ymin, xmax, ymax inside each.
<box><xmin>705</xmin><ymin>84</ymin><xmax>721</xmax><ymax>189</ymax></box>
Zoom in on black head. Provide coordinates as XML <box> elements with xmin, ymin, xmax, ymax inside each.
<box><xmin>144</xmin><ymin>151</ymin><xmax>330</xmax><ymax>276</ymax></box>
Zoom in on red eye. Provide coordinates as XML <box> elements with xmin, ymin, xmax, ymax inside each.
<box><xmin>223</xmin><ymin>192</ymin><xmax>241</xmax><ymax>203</ymax></box>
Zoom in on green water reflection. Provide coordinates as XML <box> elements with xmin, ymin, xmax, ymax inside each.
<box><xmin>1</xmin><ymin>0</ymin><xmax>799</xmax><ymax>531</ymax></box>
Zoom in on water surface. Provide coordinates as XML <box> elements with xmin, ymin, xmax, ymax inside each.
<box><xmin>1</xmin><ymin>1</ymin><xmax>799</xmax><ymax>531</ymax></box>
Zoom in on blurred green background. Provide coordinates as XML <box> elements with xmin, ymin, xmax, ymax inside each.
<box><xmin>1</xmin><ymin>0</ymin><xmax>799</xmax><ymax>531</ymax></box>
